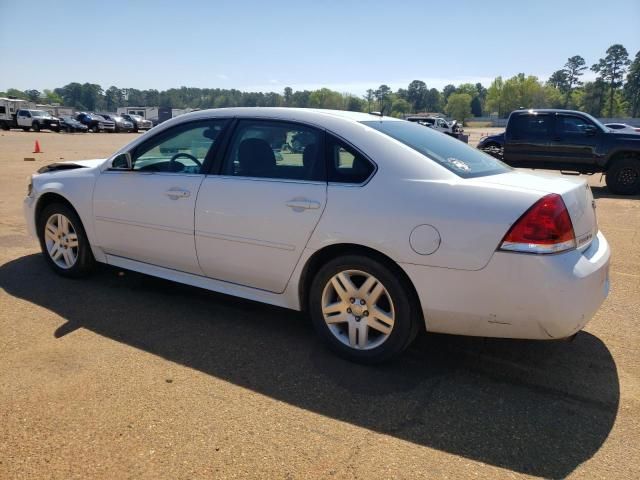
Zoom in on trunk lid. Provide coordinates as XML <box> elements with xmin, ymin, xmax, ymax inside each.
<box><xmin>471</xmin><ymin>171</ymin><xmax>598</xmax><ymax>250</ymax></box>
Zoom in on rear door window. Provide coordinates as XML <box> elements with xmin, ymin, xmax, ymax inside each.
<box><xmin>221</xmin><ymin>120</ymin><xmax>325</xmax><ymax>181</ymax></box>
<box><xmin>511</xmin><ymin>114</ymin><xmax>553</xmax><ymax>139</ymax></box>
<box><xmin>362</xmin><ymin>120</ymin><xmax>509</xmax><ymax>178</ymax></box>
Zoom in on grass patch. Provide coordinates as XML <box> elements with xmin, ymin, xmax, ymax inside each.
<box><xmin>465</xmin><ymin>121</ymin><xmax>493</xmax><ymax>128</ymax></box>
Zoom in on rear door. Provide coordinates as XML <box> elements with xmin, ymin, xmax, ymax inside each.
<box><xmin>195</xmin><ymin>119</ymin><xmax>326</xmax><ymax>293</ymax></box>
<box><xmin>504</xmin><ymin>113</ymin><xmax>555</xmax><ymax>167</ymax></box>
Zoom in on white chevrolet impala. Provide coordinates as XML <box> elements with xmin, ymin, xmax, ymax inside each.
<box><xmin>23</xmin><ymin>108</ymin><xmax>611</xmax><ymax>363</ymax></box>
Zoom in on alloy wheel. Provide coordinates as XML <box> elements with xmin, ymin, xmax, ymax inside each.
<box><xmin>321</xmin><ymin>269</ymin><xmax>395</xmax><ymax>350</ymax></box>
<box><xmin>44</xmin><ymin>213</ymin><xmax>79</xmax><ymax>269</ymax></box>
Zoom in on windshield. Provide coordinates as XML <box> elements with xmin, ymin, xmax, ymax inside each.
<box><xmin>361</xmin><ymin>120</ymin><xmax>511</xmax><ymax>179</ymax></box>
<box><xmin>31</xmin><ymin>110</ymin><xmax>47</xmax><ymax>117</ymax></box>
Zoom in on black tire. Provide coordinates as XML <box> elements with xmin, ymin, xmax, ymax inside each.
<box><xmin>308</xmin><ymin>254</ymin><xmax>420</xmax><ymax>364</ymax></box>
<box><xmin>32</xmin><ymin>122</ymin><xmax>40</xmax><ymax>132</ymax></box>
<box><xmin>22</xmin><ymin>127</ymin><xmax>30</xmax><ymax>132</ymax></box>
<box><xmin>37</xmin><ymin>203</ymin><xmax>95</xmax><ymax>278</ymax></box>
<box><xmin>606</xmin><ymin>155</ymin><xmax>640</xmax><ymax>195</ymax></box>
<box><xmin>92</xmin><ymin>124</ymin><xmax>100</xmax><ymax>133</ymax></box>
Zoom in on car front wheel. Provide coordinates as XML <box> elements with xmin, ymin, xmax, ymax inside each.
<box><xmin>309</xmin><ymin>254</ymin><xmax>420</xmax><ymax>363</ymax></box>
<box><xmin>37</xmin><ymin>203</ymin><xmax>95</xmax><ymax>277</ymax></box>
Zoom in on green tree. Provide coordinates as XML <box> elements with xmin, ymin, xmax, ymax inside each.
<box><xmin>309</xmin><ymin>88</ymin><xmax>343</xmax><ymax>109</ymax></box>
<box><xmin>104</xmin><ymin>86</ymin><xmax>123</xmax><ymax>111</ymax></box>
<box><xmin>548</xmin><ymin>70</ymin><xmax>569</xmax><ymax>91</ymax></box>
<box><xmin>579</xmin><ymin>80</ymin><xmax>607</xmax><ymax>116</ymax></box>
<box><xmin>5</xmin><ymin>88</ymin><xmax>27</xmax><ymax>100</ymax></box>
<box><xmin>43</xmin><ymin>89</ymin><xmax>63</xmax><ymax>104</ymax></box>
<box><xmin>391</xmin><ymin>98</ymin><xmax>411</xmax><ymax>117</ymax></box>
<box><xmin>485</xmin><ymin>76</ymin><xmax>504</xmax><ymax>116</ymax></box>
<box><xmin>563</xmin><ymin>55</ymin><xmax>587</xmax><ymax>107</ymax></box>
<box><xmin>374</xmin><ymin>84</ymin><xmax>392</xmax><ymax>112</ymax></box>
<box><xmin>624</xmin><ymin>51</ymin><xmax>640</xmax><ymax>117</ymax></box>
<box><xmin>445</xmin><ymin>93</ymin><xmax>472</xmax><ymax>123</ymax></box>
<box><xmin>406</xmin><ymin>80</ymin><xmax>427</xmax><ymax>112</ymax></box>
<box><xmin>363</xmin><ymin>89</ymin><xmax>374</xmax><ymax>112</ymax></box>
<box><xmin>592</xmin><ymin>44</ymin><xmax>631</xmax><ymax>117</ymax></box>
<box><xmin>24</xmin><ymin>89</ymin><xmax>41</xmax><ymax>102</ymax></box>
<box><xmin>345</xmin><ymin>95</ymin><xmax>365</xmax><ymax>112</ymax></box>
<box><xmin>283</xmin><ymin>87</ymin><xmax>293</xmax><ymax>106</ymax></box>
<box><xmin>442</xmin><ymin>84</ymin><xmax>456</xmax><ymax>103</ymax></box>
<box><xmin>425</xmin><ymin>88</ymin><xmax>442</xmax><ymax>112</ymax></box>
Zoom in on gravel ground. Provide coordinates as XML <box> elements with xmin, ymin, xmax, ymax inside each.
<box><xmin>0</xmin><ymin>129</ymin><xmax>638</xmax><ymax>479</ymax></box>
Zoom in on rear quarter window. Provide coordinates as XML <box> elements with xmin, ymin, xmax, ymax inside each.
<box><xmin>361</xmin><ymin>120</ymin><xmax>510</xmax><ymax>179</ymax></box>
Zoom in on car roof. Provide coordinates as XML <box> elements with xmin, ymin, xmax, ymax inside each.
<box><xmin>169</xmin><ymin>107</ymin><xmax>403</xmax><ymax>127</ymax></box>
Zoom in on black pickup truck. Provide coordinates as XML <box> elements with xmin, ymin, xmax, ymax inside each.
<box><xmin>477</xmin><ymin>109</ymin><xmax>640</xmax><ymax>195</ymax></box>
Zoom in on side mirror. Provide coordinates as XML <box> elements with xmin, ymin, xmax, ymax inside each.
<box><xmin>584</xmin><ymin>125</ymin><xmax>597</xmax><ymax>136</ymax></box>
<box><xmin>111</xmin><ymin>152</ymin><xmax>132</xmax><ymax>170</ymax></box>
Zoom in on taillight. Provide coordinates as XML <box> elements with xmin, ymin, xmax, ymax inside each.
<box><xmin>499</xmin><ymin>194</ymin><xmax>576</xmax><ymax>254</ymax></box>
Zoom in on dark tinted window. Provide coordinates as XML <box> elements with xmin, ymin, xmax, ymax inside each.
<box><xmin>327</xmin><ymin>135</ymin><xmax>375</xmax><ymax>184</ymax></box>
<box><xmin>511</xmin><ymin>114</ymin><xmax>553</xmax><ymax>137</ymax></box>
<box><xmin>362</xmin><ymin>120</ymin><xmax>509</xmax><ymax>179</ymax></box>
<box><xmin>130</xmin><ymin>119</ymin><xmax>228</xmax><ymax>173</ymax></box>
<box><xmin>0</xmin><ymin>106</ymin><xmax>5</xmax><ymax>114</ymax></box>
<box><xmin>557</xmin><ymin>115</ymin><xmax>594</xmax><ymax>134</ymax></box>
<box><xmin>222</xmin><ymin>120</ymin><xmax>324</xmax><ymax>181</ymax></box>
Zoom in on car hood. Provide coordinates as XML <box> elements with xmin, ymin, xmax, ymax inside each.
<box><xmin>38</xmin><ymin>159</ymin><xmax>106</xmax><ymax>173</ymax></box>
<box><xmin>608</xmin><ymin>130</ymin><xmax>640</xmax><ymax>138</ymax></box>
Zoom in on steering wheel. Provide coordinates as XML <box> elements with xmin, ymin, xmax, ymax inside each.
<box><xmin>169</xmin><ymin>152</ymin><xmax>202</xmax><ymax>172</ymax></box>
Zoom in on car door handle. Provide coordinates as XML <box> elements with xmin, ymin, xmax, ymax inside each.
<box><xmin>286</xmin><ymin>198</ymin><xmax>321</xmax><ymax>210</ymax></box>
<box><xmin>165</xmin><ymin>188</ymin><xmax>191</xmax><ymax>200</ymax></box>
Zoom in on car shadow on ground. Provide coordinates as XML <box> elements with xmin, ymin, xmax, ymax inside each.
<box><xmin>0</xmin><ymin>254</ymin><xmax>620</xmax><ymax>479</ymax></box>
<box><xmin>591</xmin><ymin>185</ymin><xmax>640</xmax><ymax>200</ymax></box>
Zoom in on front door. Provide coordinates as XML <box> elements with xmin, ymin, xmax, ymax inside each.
<box><xmin>93</xmin><ymin>119</ymin><xmax>229</xmax><ymax>274</ymax></box>
<box><xmin>195</xmin><ymin>119</ymin><xmax>327</xmax><ymax>293</ymax></box>
<box><xmin>549</xmin><ymin>114</ymin><xmax>600</xmax><ymax>169</ymax></box>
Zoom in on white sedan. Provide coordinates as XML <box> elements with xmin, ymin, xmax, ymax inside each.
<box><xmin>23</xmin><ymin>108</ymin><xmax>611</xmax><ymax>363</ymax></box>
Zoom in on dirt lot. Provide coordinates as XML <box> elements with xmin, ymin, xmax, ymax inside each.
<box><xmin>0</xmin><ymin>129</ymin><xmax>639</xmax><ymax>479</ymax></box>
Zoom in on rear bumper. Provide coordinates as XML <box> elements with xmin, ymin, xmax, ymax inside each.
<box><xmin>402</xmin><ymin>231</ymin><xmax>611</xmax><ymax>340</ymax></box>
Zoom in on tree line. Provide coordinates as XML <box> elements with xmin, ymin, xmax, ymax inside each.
<box><xmin>2</xmin><ymin>44</ymin><xmax>638</xmax><ymax>122</ymax></box>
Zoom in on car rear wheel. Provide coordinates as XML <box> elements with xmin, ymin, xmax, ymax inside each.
<box><xmin>37</xmin><ymin>203</ymin><xmax>95</xmax><ymax>277</ymax></box>
<box><xmin>32</xmin><ymin>122</ymin><xmax>40</xmax><ymax>132</ymax></box>
<box><xmin>309</xmin><ymin>254</ymin><xmax>420</xmax><ymax>363</ymax></box>
<box><xmin>606</xmin><ymin>155</ymin><xmax>640</xmax><ymax>195</ymax></box>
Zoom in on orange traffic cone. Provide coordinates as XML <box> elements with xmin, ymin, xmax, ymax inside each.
<box><xmin>33</xmin><ymin>140</ymin><xmax>41</xmax><ymax>154</ymax></box>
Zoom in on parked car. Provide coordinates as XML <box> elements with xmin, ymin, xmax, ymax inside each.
<box><xmin>15</xmin><ymin>109</ymin><xmax>60</xmax><ymax>132</ymax></box>
<box><xmin>97</xmin><ymin>113</ymin><xmax>134</xmax><ymax>133</ymax></box>
<box><xmin>605</xmin><ymin>123</ymin><xmax>640</xmax><ymax>134</ymax></box>
<box><xmin>120</xmin><ymin>113</ymin><xmax>153</xmax><ymax>132</ymax></box>
<box><xmin>477</xmin><ymin>109</ymin><xmax>640</xmax><ymax>195</ymax></box>
<box><xmin>406</xmin><ymin>116</ymin><xmax>466</xmax><ymax>142</ymax></box>
<box><xmin>24</xmin><ymin>108</ymin><xmax>610</xmax><ymax>363</ymax></box>
<box><xmin>75</xmin><ymin>112</ymin><xmax>116</xmax><ymax>133</ymax></box>
<box><xmin>59</xmin><ymin>116</ymin><xmax>88</xmax><ymax>133</ymax></box>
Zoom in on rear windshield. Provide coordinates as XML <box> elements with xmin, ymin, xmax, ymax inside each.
<box><xmin>361</xmin><ymin>120</ymin><xmax>510</xmax><ymax>178</ymax></box>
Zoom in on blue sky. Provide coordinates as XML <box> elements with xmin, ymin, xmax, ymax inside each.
<box><xmin>1</xmin><ymin>0</ymin><xmax>638</xmax><ymax>94</ymax></box>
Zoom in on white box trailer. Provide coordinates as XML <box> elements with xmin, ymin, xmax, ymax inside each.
<box><xmin>116</xmin><ymin>106</ymin><xmax>194</xmax><ymax>124</ymax></box>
